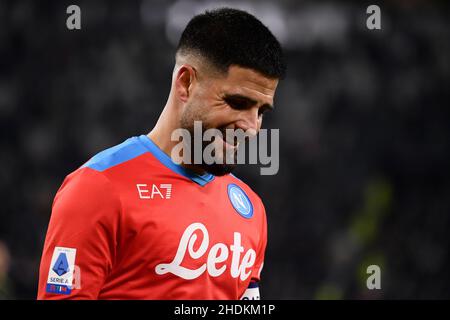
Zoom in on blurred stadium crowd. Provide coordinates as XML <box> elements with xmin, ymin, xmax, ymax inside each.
<box><xmin>0</xmin><ymin>0</ymin><xmax>449</xmax><ymax>299</ymax></box>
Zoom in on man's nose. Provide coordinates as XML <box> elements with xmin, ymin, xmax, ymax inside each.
<box><xmin>236</xmin><ymin>108</ymin><xmax>259</xmax><ymax>137</ymax></box>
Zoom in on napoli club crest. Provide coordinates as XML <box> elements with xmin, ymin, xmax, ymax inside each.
<box><xmin>227</xmin><ymin>184</ymin><xmax>253</xmax><ymax>219</ymax></box>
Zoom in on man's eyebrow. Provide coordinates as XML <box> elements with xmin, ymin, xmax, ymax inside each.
<box><xmin>223</xmin><ymin>93</ymin><xmax>274</xmax><ymax>110</ymax></box>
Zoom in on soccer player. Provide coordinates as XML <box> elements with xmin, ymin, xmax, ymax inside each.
<box><xmin>37</xmin><ymin>8</ymin><xmax>285</xmax><ymax>299</ymax></box>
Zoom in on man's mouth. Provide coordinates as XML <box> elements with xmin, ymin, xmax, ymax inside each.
<box><xmin>223</xmin><ymin>138</ymin><xmax>239</xmax><ymax>150</ymax></box>
<box><xmin>219</xmin><ymin>131</ymin><xmax>240</xmax><ymax>150</ymax></box>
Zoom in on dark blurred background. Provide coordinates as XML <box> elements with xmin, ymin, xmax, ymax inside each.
<box><xmin>0</xmin><ymin>0</ymin><xmax>449</xmax><ymax>299</ymax></box>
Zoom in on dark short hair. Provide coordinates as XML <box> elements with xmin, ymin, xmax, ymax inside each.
<box><xmin>177</xmin><ymin>8</ymin><xmax>286</xmax><ymax>79</ymax></box>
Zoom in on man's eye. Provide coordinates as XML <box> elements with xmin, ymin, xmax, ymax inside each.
<box><xmin>225</xmin><ymin>98</ymin><xmax>247</xmax><ymax>110</ymax></box>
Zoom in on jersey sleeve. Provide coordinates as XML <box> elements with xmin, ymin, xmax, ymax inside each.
<box><xmin>250</xmin><ymin>201</ymin><xmax>267</xmax><ymax>283</ymax></box>
<box><xmin>37</xmin><ymin>167</ymin><xmax>121</xmax><ymax>300</ymax></box>
<box><xmin>240</xmin><ymin>200</ymin><xmax>267</xmax><ymax>300</ymax></box>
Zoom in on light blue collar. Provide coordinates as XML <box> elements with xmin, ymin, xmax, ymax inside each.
<box><xmin>138</xmin><ymin>135</ymin><xmax>215</xmax><ymax>187</ymax></box>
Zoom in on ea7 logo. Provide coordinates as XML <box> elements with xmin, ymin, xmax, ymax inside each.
<box><xmin>136</xmin><ymin>183</ymin><xmax>172</xmax><ymax>199</ymax></box>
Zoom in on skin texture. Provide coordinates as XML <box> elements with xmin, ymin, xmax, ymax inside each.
<box><xmin>148</xmin><ymin>54</ymin><xmax>279</xmax><ymax>176</ymax></box>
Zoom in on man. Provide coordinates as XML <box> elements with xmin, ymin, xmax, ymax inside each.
<box><xmin>37</xmin><ymin>7</ymin><xmax>285</xmax><ymax>299</ymax></box>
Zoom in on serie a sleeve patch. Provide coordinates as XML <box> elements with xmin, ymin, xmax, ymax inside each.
<box><xmin>46</xmin><ymin>247</ymin><xmax>77</xmax><ymax>295</ymax></box>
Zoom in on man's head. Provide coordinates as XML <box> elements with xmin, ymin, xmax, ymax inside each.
<box><xmin>171</xmin><ymin>8</ymin><xmax>286</xmax><ymax>176</ymax></box>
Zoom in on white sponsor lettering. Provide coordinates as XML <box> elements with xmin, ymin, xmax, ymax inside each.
<box><xmin>155</xmin><ymin>222</ymin><xmax>256</xmax><ymax>281</ymax></box>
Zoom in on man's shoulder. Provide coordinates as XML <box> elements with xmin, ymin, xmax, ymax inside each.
<box><xmin>61</xmin><ymin>135</ymin><xmax>159</xmax><ymax>194</ymax></box>
<box><xmin>81</xmin><ymin>136</ymin><xmax>149</xmax><ymax>173</ymax></box>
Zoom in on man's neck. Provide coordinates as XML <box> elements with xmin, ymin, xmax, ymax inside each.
<box><xmin>147</xmin><ymin>129</ymin><xmax>207</xmax><ymax>176</ymax></box>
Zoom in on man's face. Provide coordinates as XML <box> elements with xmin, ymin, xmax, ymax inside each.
<box><xmin>180</xmin><ymin>65</ymin><xmax>279</xmax><ymax>176</ymax></box>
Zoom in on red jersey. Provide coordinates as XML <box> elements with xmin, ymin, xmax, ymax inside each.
<box><xmin>37</xmin><ymin>135</ymin><xmax>267</xmax><ymax>299</ymax></box>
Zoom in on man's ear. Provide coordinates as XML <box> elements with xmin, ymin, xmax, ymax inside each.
<box><xmin>175</xmin><ymin>64</ymin><xmax>196</xmax><ymax>103</ymax></box>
